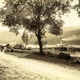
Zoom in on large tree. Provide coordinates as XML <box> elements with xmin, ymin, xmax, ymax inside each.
<box><xmin>0</xmin><ymin>0</ymin><xmax>72</xmax><ymax>55</ymax></box>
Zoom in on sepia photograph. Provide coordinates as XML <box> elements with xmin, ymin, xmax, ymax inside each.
<box><xmin>0</xmin><ymin>0</ymin><xmax>80</xmax><ymax>80</ymax></box>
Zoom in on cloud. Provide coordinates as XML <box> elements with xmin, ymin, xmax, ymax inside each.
<box><xmin>62</xmin><ymin>35</ymin><xmax>80</xmax><ymax>41</ymax></box>
<box><xmin>62</xmin><ymin>10</ymin><xmax>80</xmax><ymax>27</ymax></box>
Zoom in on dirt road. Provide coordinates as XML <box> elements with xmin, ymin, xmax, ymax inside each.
<box><xmin>0</xmin><ymin>52</ymin><xmax>80</xmax><ymax>80</ymax></box>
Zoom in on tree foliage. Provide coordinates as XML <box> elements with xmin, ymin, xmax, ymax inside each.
<box><xmin>73</xmin><ymin>0</ymin><xmax>80</xmax><ymax>17</ymax></box>
<box><xmin>0</xmin><ymin>0</ymin><xmax>72</xmax><ymax>55</ymax></box>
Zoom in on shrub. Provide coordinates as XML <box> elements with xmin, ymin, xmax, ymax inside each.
<box><xmin>58</xmin><ymin>52</ymin><xmax>71</xmax><ymax>59</ymax></box>
<box><xmin>47</xmin><ymin>51</ymin><xmax>53</xmax><ymax>57</ymax></box>
<box><xmin>11</xmin><ymin>49</ymin><xmax>14</xmax><ymax>52</ymax></box>
<box><xmin>27</xmin><ymin>47</ymin><xmax>32</xmax><ymax>50</ymax></box>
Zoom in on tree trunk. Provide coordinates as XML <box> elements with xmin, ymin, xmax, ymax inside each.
<box><xmin>38</xmin><ymin>36</ymin><xmax>44</xmax><ymax>55</ymax></box>
<box><xmin>35</xmin><ymin>32</ymin><xmax>44</xmax><ymax>55</ymax></box>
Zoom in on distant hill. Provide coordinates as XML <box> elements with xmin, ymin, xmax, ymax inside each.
<box><xmin>27</xmin><ymin>28</ymin><xmax>80</xmax><ymax>45</ymax></box>
<box><xmin>44</xmin><ymin>28</ymin><xmax>80</xmax><ymax>45</ymax></box>
<box><xmin>65</xmin><ymin>40</ymin><xmax>80</xmax><ymax>45</ymax></box>
<box><xmin>0</xmin><ymin>27</ymin><xmax>80</xmax><ymax>45</ymax></box>
<box><xmin>0</xmin><ymin>31</ymin><xmax>23</xmax><ymax>44</ymax></box>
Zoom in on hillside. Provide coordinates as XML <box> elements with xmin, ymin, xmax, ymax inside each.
<box><xmin>0</xmin><ymin>27</ymin><xmax>80</xmax><ymax>45</ymax></box>
<box><xmin>45</xmin><ymin>28</ymin><xmax>80</xmax><ymax>45</ymax></box>
<box><xmin>0</xmin><ymin>31</ymin><xmax>23</xmax><ymax>44</ymax></box>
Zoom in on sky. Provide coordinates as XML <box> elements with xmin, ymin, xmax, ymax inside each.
<box><xmin>62</xmin><ymin>0</ymin><xmax>80</xmax><ymax>27</ymax></box>
<box><xmin>0</xmin><ymin>0</ymin><xmax>80</xmax><ymax>32</ymax></box>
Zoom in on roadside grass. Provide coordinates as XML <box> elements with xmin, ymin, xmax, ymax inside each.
<box><xmin>4</xmin><ymin>52</ymin><xmax>28</xmax><ymax>58</ymax></box>
<box><xmin>4</xmin><ymin>51</ymin><xmax>80</xmax><ymax>70</ymax></box>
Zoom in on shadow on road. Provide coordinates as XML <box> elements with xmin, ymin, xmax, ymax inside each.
<box><xmin>4</xmin><ymin>52</ymin><xmax>80</xmax><ymax>70</ymax></box>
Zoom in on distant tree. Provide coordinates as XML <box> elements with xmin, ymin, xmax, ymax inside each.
<box><xmin>0</xmin><ymin>0</ymin><xmax>72</xmax><ymax>55</ymax></box>
<box><xmin>6</xmin><ymin>43</ymin><xmax>10</xmax><ymax>48</ymax></box>
<box><xmin>42</xmin><ymin>41</ymin><xmax>47</xmax><ymax>48</ymax></box>
<box><xmin>22</xmin><ymin>30</ymin><xmax>29</xmax><ymax>45</ymax></box>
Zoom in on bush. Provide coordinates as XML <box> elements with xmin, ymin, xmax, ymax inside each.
<box><xmin>47</xmin><ymin>51</ymin><xmax>53</xmax><ymax>57</ymax></box>
<box><xmin>32</xmin><ymin>51</ymin><xmax>39</xmax><ymax>55</ymax></box>
<box><xmin>71</xmin><ymin>57</ymin><xmax>80</xmax><ymax>64</ymax></box>
<box><xmin>0</xmin><ymin>45</ymin><xmax>2</xmax><ymax>49</ymax></box>
<box><xmin>58</xmin><ymin>52</ymin><xmax>71</xmax><ymax>59</ymax></box>
<box><xmin>27</xmin><ymin>47</ymin><xmax>32</xmax><ymax>50</ymax></box>
<box><xmin>6</xmin><ymin>44</ymin><xmax>10</xmax><ymax>47</ymax></box>
<box><xmin>11</xmin><ymin>49</ymin><xmax>14</xmax><ymax>52</ymax></box>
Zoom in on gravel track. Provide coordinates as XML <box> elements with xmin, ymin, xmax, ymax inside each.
<box><xmin>0</xmin><ymin>52</ymin><xmax>80</xmax><ymax>80</ymax></box>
